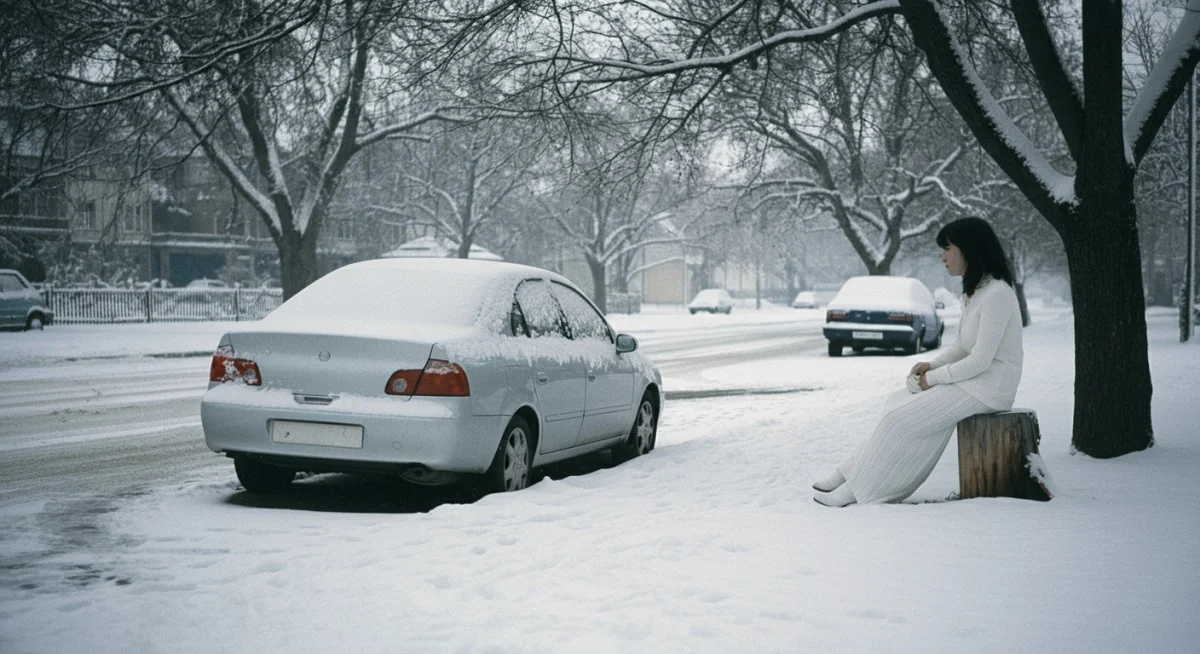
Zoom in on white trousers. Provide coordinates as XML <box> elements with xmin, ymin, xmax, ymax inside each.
<box><xmin>837</xmin><ymin>385</ymin><xmax>992</xmax><ymax>504</ymax></box>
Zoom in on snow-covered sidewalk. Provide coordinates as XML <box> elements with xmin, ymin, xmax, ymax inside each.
<box><xmin>1</xmin><ymin>311</ymin><xmax>1197</xmax><ymax>653</ymax></box>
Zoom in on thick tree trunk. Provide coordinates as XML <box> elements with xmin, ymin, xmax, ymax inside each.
<box><xmin>1063</xmin><ymin>0</ymin><xmax>1153</xmax><ymax>458</ymax></box>
<box><xmin>1063</xmin><ymin>205</ymin><xmax>1154</xmax><ymax>457</ymax></box>
<box><xmin>278</xmin><ymin>231</ymin><xmax>318</xmax><ymax>301</ymax></box>
<box><xmin>586</xmin><ymin>256</ymin><xmax>607</xmax><ymax>313</ymax></box>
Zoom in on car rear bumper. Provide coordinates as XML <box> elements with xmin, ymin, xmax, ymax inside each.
<box><xmin>201</xmin><ymin>385</ymin><xmax>508</xmax><ymax>474</ymax></box>
<box><xmin>824</xmin><ymin>322</ymin><xmax>917</xmax><ymax>346</ymax></box>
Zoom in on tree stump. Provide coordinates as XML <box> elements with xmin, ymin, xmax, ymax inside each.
<box><xmin>957</xmin><ymin>409</ymin><xmax>1052</xmax><ymax>501</ymax></box>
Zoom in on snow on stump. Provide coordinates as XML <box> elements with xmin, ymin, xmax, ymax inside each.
<box><xmin>956</xmin><ymin>409</ymin><xmax>1052</xmax><ymax>502</ymax></box>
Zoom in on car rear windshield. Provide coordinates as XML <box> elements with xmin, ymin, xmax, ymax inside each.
<box><xmin>835</xmin><ymin>278</ymin><xmax>928</xmax><ymax>307</ymax></box>
<box><xmin>266</xmin><ymin>268</ymin><xmax>491</xmax><ymax>326</ymax></box>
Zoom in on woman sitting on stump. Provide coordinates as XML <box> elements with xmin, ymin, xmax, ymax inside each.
<box><xmin>812</xmin><ymin>217</ymin><xmax>1024</xmax><ymax>507</ymax></box>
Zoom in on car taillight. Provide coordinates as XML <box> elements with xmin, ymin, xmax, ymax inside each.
<box><xmin>888</xmin><ymin>312</ymin><xmax>913</xmax><ymax>323</ymax></box>
<box><xmin>385</xmin><ymin>369</ymin><xmax>422</xmax><ymax>396</ymax></box>
<box><xmin>385</xmin><ymin>359</ymin><xmax>470</xmax><ymax>397</ymax></box>
<box><xmin>826</xmin><ymin>310</ymin><xmax>847</xmax><ymax>321</ymax></box>
<box><xmin>209</xmin><ymin>344</ymin><xmax>262</xmax><ymax>385</ymax></box>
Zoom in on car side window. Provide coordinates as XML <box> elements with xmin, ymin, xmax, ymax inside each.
<box><xmin>509</xmin><ymin>300</ymin><xmax>529</xmax><ymax>337</ymax></box>
<box><xmin>550</xmin><ymin>282</ymin><xmax>611</xmax><ymax>342</ymax></box>
<box><xmin>514</xmin><ymin>280</ymin><xmax>567</xmax><ymax>338</ymax></box>
<box><xmin>0</xmin><ymin>274</ymin><xmax>24</xmax><ymax>293</ymax></box>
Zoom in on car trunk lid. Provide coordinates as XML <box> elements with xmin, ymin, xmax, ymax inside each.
<box><xmin>228</xmin><ymin>330</ymin><xmax>434</xmax><ymax>400</ymax></box>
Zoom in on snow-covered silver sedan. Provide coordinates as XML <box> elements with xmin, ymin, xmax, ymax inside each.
<box><xmin>201</xmin><ymin>259</ymin><xmax>662</xmax><ymax>494</ymax></box>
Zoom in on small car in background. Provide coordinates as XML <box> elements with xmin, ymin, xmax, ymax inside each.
<box><xmin>186</xmin><ymin>278</ymin><xmax>230</xmax><ymax>289</ymax></box>
<box><xmin>791</xmin><ymin>291</ymin><xmax>818</xmax><ymax>308</ymax></box>
<box><xmin>0</xmin><ymin>269</ymin><xmax>54</xmax><ymax>331</ymax></box>
<box><xmin>688</xmin><ymin>288</ymin><xmax>734</xmax><ymax>314</ymax></box>
<box><xmin>823</xmin><ymin>276</ymin><xmax>944</xmax><ymax>357</ymax></box>
<box><xmin>201</xmin><ymin>258</ymin><xmax>662</xmax><ymax>495</ymax></box>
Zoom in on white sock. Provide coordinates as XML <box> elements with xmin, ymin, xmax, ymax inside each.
<box><xmin>812</xmin><ymin>469</ymin><xmax>847</xmax><ymax>492</ymax></box>
<box><xmin>814</xmin><ymin>483</ymin><xmax>857</xmax><ymax>508</ymax></box>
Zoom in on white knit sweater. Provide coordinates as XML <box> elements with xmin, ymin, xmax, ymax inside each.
<box><xmin>924</xmin><ymin>278</ymin><xmax>1024</xmax><ymax>410</ymax></box>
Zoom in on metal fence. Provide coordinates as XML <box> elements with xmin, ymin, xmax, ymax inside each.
<box><xmin>45</xmin><ymin>287</ymin><xmax>283</xmax><ymax>324</ymax></box>
<box><xmin>607</xmin><ymin>292</ymin><xmax>643</xmax><ymax>314</ymax></box>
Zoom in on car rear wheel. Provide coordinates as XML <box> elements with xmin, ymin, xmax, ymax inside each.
<box><xmin>613</xmin><ymin>394</ymin><xmax>657</xmax><ymax>464</ymax></box>
<box><xmin>828</xmin><ymin>342</ymin><xmax>843</xmax><ymax>357</ymax></box>
<box><xmin>234</xmin><ymin>457</ymin><xmax>296</xmax><ymax>493</ymax></box>
<box><xmin>25</xmin><ymin>314</ymin><xmax>44</xmax><ymax>331</ymax></box>
<box><xmin>484</xmin><ymin>415</ymin><xmax>533</xmax><ymax>493</ymax></box>
<box><xmin>906</xmin><ymin>330</ymin><xmax>925</xmax><ymax>355</ymax></box>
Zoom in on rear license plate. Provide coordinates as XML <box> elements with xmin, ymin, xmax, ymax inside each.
<box><xmin>271</xmin><ymin>420</ymin><xmax>363</xmax><ymax>448</ymax></box>
<box><xmin>852</xmin><ymin>331</ymin><xmax>884</xmax><ymax>340</ymax></box>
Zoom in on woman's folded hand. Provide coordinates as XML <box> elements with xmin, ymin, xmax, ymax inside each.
<box><xmin>906</xmin><ymin>372</ymin><xmax>923</xmax><ymax>394</ymax></box>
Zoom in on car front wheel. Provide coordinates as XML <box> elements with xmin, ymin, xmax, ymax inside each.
<box><xmin>613</xmin><ymin>394</ymin><xmax>657</xmax><ymax>464</ymax></box>
<box><xmin>234</xmin><ymin>457</ymin><xmax>296</xmax><ymax>493</ymax></box>
<box><xmin>485</xmin><ymin>415</ymin><xmax>534</xmax><ymax>493</ymax></box>
<box><xmin>25</xmin><ymin>314</ymin><xmax>44</xmax><ymax>331</ymax></box>
<box><xmin>828</xmin><ymin>342</ymin><xmax>843</xmax><ymax>357</ymax></box>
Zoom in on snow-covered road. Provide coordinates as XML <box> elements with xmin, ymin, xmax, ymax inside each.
<box><xmin>0</xmin><ymin>312</ymin><xmax>828</xmax><ymax>505</ymax></box>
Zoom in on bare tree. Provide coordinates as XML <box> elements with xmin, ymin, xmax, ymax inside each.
<box><xmin>18</xmin><ymin>0</ymin><xmax>532</xmax><ymax>298</ymax></box>
<box><xmin>543</xmin><ymin>148</ymin><xmax>699</xmax><ymax>313</ymax></box>
<box><xmin>725</xmin><ymin>20</ymin><xmax>975</xmax><ymax>275</ymax></box>
<box><xmin>399</xmin><ymin>121</ymin><xmax>545</xmax><ymax>258</ymax></box>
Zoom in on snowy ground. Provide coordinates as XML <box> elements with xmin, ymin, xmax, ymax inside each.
<box><xmin>1</xmin><ymin>308</ymin><xmax>1198</xmax><ymax>652</ymax></box>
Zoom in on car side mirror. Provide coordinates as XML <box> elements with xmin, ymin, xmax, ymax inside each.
<box><xmin>615</xmin><ymin>333</ymin><xmax>638</xmax><ymax>354</ymax></box>
<box><xmin>935</xmin><ymin>301</ymin><xmax>945</xmax><ymax>310</ymax></box>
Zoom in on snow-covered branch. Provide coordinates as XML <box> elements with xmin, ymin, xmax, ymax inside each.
<box><xmin>1124</xmin><ymin>0</ymin><xmax>1200</xmax><ymax>165</ymax></box>
<box><xmin>556</xmin><ymin>1</ymin><xmax>901</xmax><ymax>81</ymax></box>
<box><xmin>356</xmin><ymin>110</ymin><xmax>473</xmax><ymax>149</ymax></box>
<box><xmin>162</xmin><ymin>88</ymin><xmax>281</xmax><ymax>235</ymax></box>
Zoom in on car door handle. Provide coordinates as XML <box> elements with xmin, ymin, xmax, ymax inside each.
<box><xmin>536</xmin><ymin>372</ymin><xmax>549</xmax><ymax>384</ymax></box>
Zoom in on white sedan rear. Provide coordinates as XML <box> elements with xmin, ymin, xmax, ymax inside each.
<box><xmin>201</xmin><ymin>258</ymin><xmax>662</xmax><ymax>494</ymax></box>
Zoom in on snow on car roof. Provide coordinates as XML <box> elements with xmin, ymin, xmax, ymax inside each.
<box><xmin>827</xmin><ymin>275</ymin><xmax>934</xmax><ymax>311</ymax></box>
<box><xmin>259</xmin><ymin>259</ymin><xmax>571</xmax><ymax>334</ymax></box>
<box><xmin>350</xmin><ymin>257</ymin><xmax>562</xmax><ymax>281</ymax></box>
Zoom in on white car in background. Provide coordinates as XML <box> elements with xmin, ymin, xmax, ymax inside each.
<box><xmin>791</xmin><ymin>291</ymin><xmax>818</xmax><ymax>308</ymax></box>
<box><xmin>822</xmin><ymin>275</ymin><xmax>945</xmax><ymax>357</ymax></box>
<box><xmin>688</xmin><ymin>288</ymin><xmax>734</xmax><ymax>314</ymax></box>
<box><xmin>186</xmin><ymin>278</ymin><xmax>230</xmax><ymax>289</ymax></box>
<box><xmin>201</xmin><ymin>259</ymin><xmax>662</xmax><ymax>495</ymax></box>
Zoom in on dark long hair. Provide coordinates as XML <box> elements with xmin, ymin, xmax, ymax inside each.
<box><xmin>935</xmin><ymin>217</ymin><xmax>1014</xmax><ymax>296</ymax></box>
